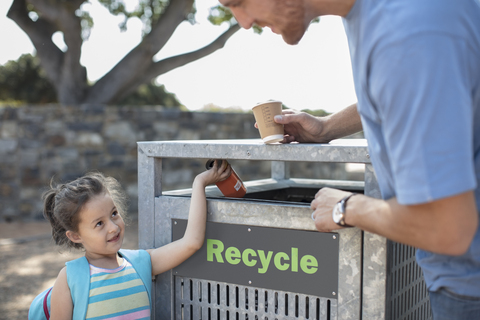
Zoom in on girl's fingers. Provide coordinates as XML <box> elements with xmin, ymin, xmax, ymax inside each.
<box><xmin>213</xmin><ymin>160</ymin><xmax>225</xmax><ymax>171</ymax></box>
<box><xmin>222</xmin><ymin>166</ymin><xmax>232</xmax><ymax>178</ymax></box>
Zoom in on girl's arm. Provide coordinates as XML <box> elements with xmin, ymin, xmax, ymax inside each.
<box><xmin>148</xmin><ymin>161</ymin><xmax>231</xmax><ymax>276</ymax></box>
<box><xmin>49</xmin><ymin>267</ymin><xmax>74</xmax><ymax>320</ymax></box>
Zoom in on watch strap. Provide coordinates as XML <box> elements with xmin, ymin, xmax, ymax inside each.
<box><xmin>337</xmin><ymin>193</ymin><xmax>357</xmax><ymax>227</ymax></box>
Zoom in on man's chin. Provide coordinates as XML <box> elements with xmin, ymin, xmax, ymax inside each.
<box><xmin>281</xmin><ymin>32</ymin><xmax>304</xmax><ymax>45</ymax></box>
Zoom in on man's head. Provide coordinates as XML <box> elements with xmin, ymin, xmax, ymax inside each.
<box><xmin>219</xmin><ymin>0</ymin><xmax>309</xmax><ymax>45</ymax></box>
<box><xmin>218</xmin><ymin>0</ymin><xmax>355</xmax><ymax>45</ymax></box>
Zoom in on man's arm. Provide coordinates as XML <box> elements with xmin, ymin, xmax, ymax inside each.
<box><xmin>273</xmin><ymin>103</ymin><xmax>362</xmax><ymax>143</ymax></box>
<box><xmin>311</xmin><ymin>188</ymin><xmax>478</xmax><ymax>256</ymax></box>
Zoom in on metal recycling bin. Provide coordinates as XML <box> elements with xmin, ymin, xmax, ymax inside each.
<box><xmin>137</xmin><ymin>139</ymin><xmax>431</xmax><ymax>320</ymax></box>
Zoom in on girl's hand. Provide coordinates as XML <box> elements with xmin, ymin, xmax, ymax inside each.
<box><xmin>196</xmin><ymin>160</ymin><xmax>231</xmax><ymax>187</ymax></box>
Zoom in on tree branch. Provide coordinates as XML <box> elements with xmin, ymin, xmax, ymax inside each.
<box><xmin>85</xmin><ymin>0</ymin><xmax>195</xmax><ymax>103</ymax></box>
<box><xmin>28</xmin><ymin>0</ymin><xmax>86</xmax><ymax>103</ymax></box>
<box><xmin>113</xmin><ymin>23</ymin><xmax>241</xmax><ymax>103</ymax></box>
<box><xmin>145</xmin><ymin>0</ymin><xmax>195</xmax><ymax>55</ymax></box>
<box><xmin>7</xmin><ymin>0</ymin><xmax>63</xmax><ymax>85</ymax></box>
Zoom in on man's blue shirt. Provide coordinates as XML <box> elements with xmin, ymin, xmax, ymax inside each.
<box><xmin>343</xmin><ymin>0</ymin><xmax>480</xmax><ymax>296</ymax></box>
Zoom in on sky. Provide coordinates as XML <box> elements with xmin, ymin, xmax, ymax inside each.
<box><xmin>0</xmin><ymin>0</ymin><xmax>357</xmax><ymax>113</ymax></box>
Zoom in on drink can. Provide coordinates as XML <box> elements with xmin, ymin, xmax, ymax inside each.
<box><xmin>205</xmin><ymin>159</ymin><xmax>247</xmax><ymax>198</ymax></box>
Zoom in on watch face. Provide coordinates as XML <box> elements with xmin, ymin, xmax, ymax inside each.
<box><xmin>332</xmin><ymin>202</ymin><xmax>343</xmax><ymax>224</ymax></box>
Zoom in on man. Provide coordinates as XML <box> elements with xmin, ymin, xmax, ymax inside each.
<box><xmin>218</xmin><ymin>0</ymin><xmax>480</xmax><ymax>318</ymax></box>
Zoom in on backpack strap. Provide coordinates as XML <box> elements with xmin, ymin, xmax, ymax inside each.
<box><xmin>43</xmin><ymin>288</ymin><xmax>53</xmax><ymax>319</ymax></box>
<box><xmin>119</xmin><ymin>249</ymin><xmax>153</xmax><ymax>307</ymax></box>
<box><xmin>28</xmin><ymin>286</ymin><xmax>53</xmax><ymax>320</ymax></box>
<box><xmin>65</xmin><ymin>256</ymin><xmax>90</xmax><ymax>320</ymax></box>
<box><xmin>63</xmin><ymin>250</ymin><xmax>152</xmax><ymax>318</ymax></box>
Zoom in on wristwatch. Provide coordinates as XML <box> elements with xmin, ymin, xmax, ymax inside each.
<box><xmin>332</xmin><ymin>193</ymin><xmax>357</xmax><ymax>227</ymax></box>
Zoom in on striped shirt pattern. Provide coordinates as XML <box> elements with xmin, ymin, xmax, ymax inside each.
<box><xmin>86</xmin><ymin>259</ymin><xmax>150</xmax><ymax>320</ymax></box>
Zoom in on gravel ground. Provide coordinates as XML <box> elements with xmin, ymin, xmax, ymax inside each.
<box><xmin>0</xmin><ymin>219</ymin><xmax>139</xmax><ymax>320</ymax></box>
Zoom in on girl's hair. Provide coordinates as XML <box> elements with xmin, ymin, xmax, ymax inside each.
<box><xmin>42</xmin><ymin>172</ymin><xmax>128</xmax><ymax>250</ymax></box>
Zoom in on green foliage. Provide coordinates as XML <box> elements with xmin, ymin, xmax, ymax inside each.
<box><xmin>208</xmin><ymin>5</ymin><xmax>262</xmax><ymax>34</ymax></box>
<box><xmin>282</xmin><ymin>105</ymin><xmax>331</xmax><ymax>117</ymax></box>
<box><xmin>197</xmin><ymin>103</ymin><xmax>330</xmax><ymax>115</ymax></box>
<box><xmin>96</xmin><ymin>0</ymin><xmax>196</xmax><ymax>35</ymax></box>
<box><xmin>117</xmin><ymin>81</ymin><xmax>183</xmax><ymax>107</ymax></box>
<box><xmin>22</xmin><ymin>1</ymin><xmax>196</xmax><ymax>40</ymax></box>
<box><xmin>0</xmin><ymin>54</ymin><xmax>57</xmax><ymax>104</ymax></box>
<box><xmin>0</xmin><ymin>55</ymin><xmax>184</xmax><ymax>107</ymax></box>
<box><xmin>207</xmin><ymin>5</ymin><xmax>235</xmax><ymax>26</ymax></box>
<box><xmin>77</xmin><ymin>10</ymin><xmax>94</xmax><ymax>40</ymax></box>
<box><xmin>199</xmin><ymin>103</ymin><xmax>246</xmax><ymax>113</ymax></box>
<box><xmin>7</xmin><ymin>0</ymin><xmax>242</xmax><ymax>105</ymax></box>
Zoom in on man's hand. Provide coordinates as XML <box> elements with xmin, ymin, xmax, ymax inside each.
<box><xmin>254</xmin><ymin>109</ymin><xmax>328</xmax><ymax>143</ymax></box>
<box><xmin>274</xmin><ymin>110</ymin><xmax>329</xmax><ymax>143</ymax></box>
<box><xmin>310</xmin><ymin>187</ymin><xmax>351</xmax><ymax>232</ymax></box>
<box><xmin>254</xmin><ymin>104</ymin><xmax>362</xmax><ymax>144</ymax></box>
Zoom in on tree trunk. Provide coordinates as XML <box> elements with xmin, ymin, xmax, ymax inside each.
<box><xmin>8</xmin><ymin>0</ymin><xmax>88</xmax><ymax>104</ymax></box>
<box><xmin>7</xmin><ymin>0</ymin><xmax>239</xmax><ymax>105</ymax></box>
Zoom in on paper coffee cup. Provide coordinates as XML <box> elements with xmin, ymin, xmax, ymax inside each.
<box><xmin>252</xmin><ymin>100</ymin><xmax>284</xmax><ymax>144</ymax></box>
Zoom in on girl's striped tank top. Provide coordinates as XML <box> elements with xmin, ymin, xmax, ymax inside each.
<box><xmin>86</xmin><ymin>258</ymin><xmax>150</xmax><ymax>320</ymax></box>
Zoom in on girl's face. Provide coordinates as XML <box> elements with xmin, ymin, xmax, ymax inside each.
<box><xmin>68</xmin><ymin>192</ymin><xmax>125</xmax><ymax>259</ymax></box>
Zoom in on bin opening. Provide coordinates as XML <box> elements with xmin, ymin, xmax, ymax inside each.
<box><xmin>245</xmin><ymin>187</ymin><xmax>321</xmax><ymax>203</ymax></box>
<box><xmin>244</xmin><ymin>186</ymin><xmax>364</xmax><ymax>204</ymax></box>
<box><xmin>163</xmin><ymin>178</ymin><xmax>364</xmax><ymax>205</ymax></box>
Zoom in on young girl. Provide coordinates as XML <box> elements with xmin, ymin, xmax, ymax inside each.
<box><xmin>39</xmin><ymin>160</ymin><xmax>230</xmax><ymax>319</ymax></box>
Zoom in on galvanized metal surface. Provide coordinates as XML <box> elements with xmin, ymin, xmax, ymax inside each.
<box><xmin>271</xmin><ymin>161</ymin><xmax>290</xmax><ymax>180</ymax></box>
<box><xmin>174</xmin><ymin>277</ymin><xmax>337</xmax><ymax>320</ymax></box>
<box><xmin>155</xmin><ymin>194</ymin><xmax>361</xmax><ymax>320</ymax></box>
<box><xmin>137</xmin><ymin>139</ymin><xmax>431</xmax><ymax>320</ymax></box>
<box><xmin>137</xmin><ymin>139</ymin><xmax>370</xmax><ymax>163</ymax></box>
<box><xmin>362</xmin><ymin>164</ymin><xmax>387</xmax><ymax>320</ymax></box>
<box><xmin>137</xmin><ymin>147</ymin><xmax>157</xmax><ymax>249</ymax></box>
<box><xmin>362</xmin><ymin>164</ymin><xmax>431</xmax><ymax>320</ymax></box>
<box><xmin>386</xmin><ymin>241</ymin><xmax>432</xmax><ymax>320</ymax></box>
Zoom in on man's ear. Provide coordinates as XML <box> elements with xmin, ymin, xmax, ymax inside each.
<box><xmin>66</xmin><ymin>230</ymin><xmax>83</xmax><ymax>244</ymax></box>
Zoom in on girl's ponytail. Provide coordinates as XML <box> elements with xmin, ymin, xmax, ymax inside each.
<box><xmin>42</xmin><ymin>186</ymin><xmax>72</xmax><ymax>248</ymax></box>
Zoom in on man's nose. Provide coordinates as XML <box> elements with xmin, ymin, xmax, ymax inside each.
<box><xmin>231</xmin><ymin>8</ymin><xmax>255</xmax><ymax>29</ymax></box>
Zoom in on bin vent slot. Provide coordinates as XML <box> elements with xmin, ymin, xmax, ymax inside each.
<box><xmin>175</xmin><ymin>276</ymin><xmax>336</xmax><ymax>320</ymax></box>
<box><xmin>387</xmin><ymin>242</ymin><xmax>432</xmax><ymax>320</ymax></box>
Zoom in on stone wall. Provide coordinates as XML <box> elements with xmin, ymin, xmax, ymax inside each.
<box><xmin>0</xmin><ymin>104</ymin><xmax>363</xmax><ymax>222</ymax></box>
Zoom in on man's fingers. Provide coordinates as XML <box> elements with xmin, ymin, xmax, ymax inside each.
<box><xmin>282</xmin><ymin>135</ymin><xmax>296</xmax><ymax>144</ymax></box>
<box><xmin>274</xmin><ymin>115</ymin><xmax>284</xmax><ymax>123</ymax></box>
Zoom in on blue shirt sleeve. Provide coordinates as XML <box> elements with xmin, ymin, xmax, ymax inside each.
<box><xmin>368</xmin><ymin>32</ymin><xmax>476</xmax><ymax>205</ymax></box>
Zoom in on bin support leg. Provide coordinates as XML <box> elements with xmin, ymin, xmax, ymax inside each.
<box><xmin>138</xmin><ymin>149</ymin><xmax>163</xmax><ymax>317</ymax></box>
<box><xmin>362</xmin><ymin>164</ymin><xmax>387</xmax><ymax>319</ymax></box>
<box><xmin>271</xmin><ymin>161</ymin><xmax>290</xmax><ymax>180</ymax></box>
